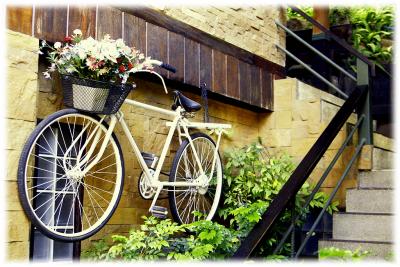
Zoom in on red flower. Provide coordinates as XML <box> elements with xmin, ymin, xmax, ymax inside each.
<box><xmin>64</xmin><ymin>36</ymin><xmax>73</xmax><ymax>43</ymax></box>
<box><xmin>119</xmin><ymin>65</ymin><xmax>126</xmax><ymax>73</ymax></box>
<box><xmin>127</xmin><ymin>62</ymin><xmax>133</xmax><ymax>70</ymax></box>
<box><xmin>117</xmin><ymin>57</ymin><xmax>123</xmax><ymax>63</ymax></box>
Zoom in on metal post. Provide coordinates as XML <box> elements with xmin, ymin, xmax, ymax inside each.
<box><xmin>356</xmin><ymin>59</ymin><xmax>373</xmax><ymax>145</ymax></box>
<box><xmin>290</xmin><ymin>199</ymin><xmax>296</xmax><ymax>259</ymax></box>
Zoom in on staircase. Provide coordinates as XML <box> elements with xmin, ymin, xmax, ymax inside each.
<box><xmin>232</xmin><ymin>6</ymin><xmax>393</xmax><ymax>259</ymax></box>
<box><xmin>319</xmin><ymin>147</ymin><xmax>395</xmax><ymax>259</ymax></box>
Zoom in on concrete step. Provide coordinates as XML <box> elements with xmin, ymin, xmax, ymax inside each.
<box><xmin>373</xmin><ymin>148</ymin><xmax>395</xmax><ymax>170</ymax></box>
<box><xmin>333</xmin><ymin>213</ymin><xmax>394</xmax><ymax>242</ymax></box>
<box><xmin>346</xmin><ymin>189</ymin><xmax>394</xmax><ymax>214</ymax></box>
<box><xmin>358</xmin><ymin>170</ymin><xmax>394</xmax><ymax>189</ymax></box>
<box><xmin>319</xmin><ymin>239</ymin><xmax>394</xmax><ymax>259</ymax></box>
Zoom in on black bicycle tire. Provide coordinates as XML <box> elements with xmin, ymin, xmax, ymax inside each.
<box><xmin>168</xmin><ymin>132</ymin><xmax>223</xmax><ymax>224</ymax></box>
<box><xmin>17</xmin><ymin>108</ymin><xmax>125</xmax><ymax>242</ymax></box>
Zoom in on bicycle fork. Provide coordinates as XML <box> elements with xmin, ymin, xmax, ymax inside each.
<box><xmin>63</xmin><ymin>115</ymin><xmax>118</xmax><ymax>177</ymax></box>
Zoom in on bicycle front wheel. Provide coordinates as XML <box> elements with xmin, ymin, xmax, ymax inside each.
<box><xmin>168</xmin><ymin>132</ymin><xmax>223</xmax><ymax>224</ymax></box>
<box><xmin>17</xmin><ymin>109</ymin><xmax>124</xmax><ymax>241</ymax></box>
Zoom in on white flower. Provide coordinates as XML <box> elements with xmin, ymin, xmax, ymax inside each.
<box><xmin>43</xmin><ymin>71</ymin><xmax>51</xmax><ymax>79</ymax></box>
<box><xmin>121</xmin><ymin>74</ymin><xmax>129</xmax><ymax>84</ymax></box>
<box><xmin>66</xmin><ymin>67</ymin><xmax>75</xmax><ymax>73</ymax></box>
<box><xmin>73</xmin><ymin>29</ymin><xmax>82</xmax><ymax>35</ymax></box>
<box><xmin>49</xmin><ymin>63</ymin><xmax>56</xmax><ymax>72</ymax></box>
<box><xmin>54</xmin><ymin>42</ymin><xmax>62</xmax><ymax>49</ymax></box>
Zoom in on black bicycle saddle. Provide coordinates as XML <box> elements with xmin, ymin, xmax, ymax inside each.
<box><xmin>171</xmin><ymin>90</ymin><xmax>202</xmax><ymax>112</ymax></box>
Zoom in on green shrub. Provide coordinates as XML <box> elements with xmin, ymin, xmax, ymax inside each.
<box><xmin>83</xmin><ymin>141</ymin><xmax>339</xmax><ymax>260</ymax></box>
<box><xmin>319</xmin><ymin>247</ymin><xmax>370</xmax><ymax>261</ymax></box>
<box><xmin>350</xmin><ymin>6</ymin><xmax>394</xmax><ymax>66</ymax></box>
<box><xmin>82</xmin><ymin>216</ymin><xmax>240</xmax><ymax>261</ymax></box>
<box><xmin>286</xmin><ymin>6</ymin><xmax>394</xmax><ymax>65</ymax></box>
<box><xmin>220</xmin><ymin>142</ymin><xmax>338</xmax><ymax>256</ymax></box>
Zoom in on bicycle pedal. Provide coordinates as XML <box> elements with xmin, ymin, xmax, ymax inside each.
<box><xmin>150</xmin><ymin>206</ymin><xmax>168</xmax><ymax>219</ymax></box>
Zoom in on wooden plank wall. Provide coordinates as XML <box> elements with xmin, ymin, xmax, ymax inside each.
<box><xmin>7</xmin><ymin>5</ymin><xmax>281</xmax><ymax>111</ymax></box>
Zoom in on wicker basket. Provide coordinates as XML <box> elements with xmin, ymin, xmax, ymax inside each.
<box><xmin>60</xmin><ymin>75</ymin><xmax>133</xmax><ymax>114</ymax></box>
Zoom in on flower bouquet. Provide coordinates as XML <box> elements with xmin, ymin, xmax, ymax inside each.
<box><xmin>41</xmin><ymin>29</ymin><xmax>154</xmax><ymax>114</ymax></box>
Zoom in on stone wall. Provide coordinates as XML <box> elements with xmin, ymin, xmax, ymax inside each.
<box><xmin>261</xmin><ymin>78</ymin><xmax>359</xmax><ymax>203</ymax></box>
<box><xmin>159</xmin><ymin>6</ymin><xmax>286</xmax><ymax>66</ymax></box>
<box><xmin>5</xmin><ymin>30</ymin><xmax>39</xmax><ymax>261</ymax></box>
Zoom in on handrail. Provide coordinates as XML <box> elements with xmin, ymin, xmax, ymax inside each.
<box><xmin>275</xmin><ymin>20</ymin><xmax>357</xmax><ymax>83</ymax></box>
<box><xmin>295</xmin><ymin>137</ymin><xmax>365</xmax><ymax>257</ymax></box>
<box><xmin>272</xmin><ymin>114</ymin><xmax>365</xmax><ymax>255</ymax></box>
<box><xmin>289</xmin><ymin>6</ymin><xmax>376</xmax><ymax>77</ymax></box>
<box><xmin>232</xmin><ymin>85</ymin><xmax>368</xmax><ymax>258</ymax></box>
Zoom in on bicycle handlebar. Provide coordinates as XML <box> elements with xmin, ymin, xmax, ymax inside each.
<box><xmin>160</xmin><ymin>63</ymin><xmax>176</xmax><ymax>73</ymax></box>
<box><xmin>128</xmin><ymin>60</ymin><xmax>178</xmax><ymax>94</ymax></box>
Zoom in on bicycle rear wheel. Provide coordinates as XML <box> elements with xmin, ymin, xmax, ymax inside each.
<box><xmin>17</xmin><ymin>109</ymin><xmax>124</xmax><ymax>241</ymax></box>
<box><xmin>168</xmin><ymin>132</ymin><xmax>223</xmax><ymax>224</ymax></box>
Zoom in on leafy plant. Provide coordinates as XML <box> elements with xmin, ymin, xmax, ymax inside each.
<box><xmin>350</xmin><ymin>7</ymin><xmax>394</xmax><ymax>65</ymax></box>
<box><xmin>329</xmin><ymin>7</ymin><xmax>352</xmax><ymax>26</ymax></box>
<box><xmin>287</xmin><ymin>6</ymin><xmax>313</xmax><ymax>22</ymax></box>
<box><xmin>83</xmin><ymin>141</ymin><xmax>339</xmax><ymax>260</ymax></box>
<box><xmin>82</xmin><ymin>216</ymin><xmax>240</xmax><ymax>261</ymax></box>
<box><xmin>287</xmin><ymin>6</ymin><xmax>394</xmax><ymax>65</ymax></box>
<box><xmin>220</xmin><ymin>142</ymin><xmax>338</xmax><ymax>256</ymax></box>
<box><xmin>319</xmin><ymin>247</ymin><xmax>370</xmax><ymax>261</ymax></box>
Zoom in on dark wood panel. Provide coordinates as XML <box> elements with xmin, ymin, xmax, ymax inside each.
<box><xmin>97</xmin><ymin>6</ymin><xmax>122</xmax><ymax>39</ymax></box>
<box><xmin>199</xmin><ymin>44</ymin><xmax>212</xmax><ymax>89</ymax></box>
<box><xmin>68</xmin><ymin>6</ymin><xmax>96</xmax><ymax>38</ymax></box>
<box><xmin>239</xmin><ymin>61</ymin><xmax>251</xmax><ymax>103</ymax></box>
<box><xmin>274</xmin><ymin>73</ymin><xmax>286</xmax><ymax>80</ymax></box>
<box><xmin>184</xmin><ymin>38</ymin><xmax>199</xmax><ymax>86</ymax></box>
<box><xmin>212</xmin><ymin>50</ymin><xmax>227</xmax><ymax>95</ymax></box>
<box><xmin>226</xmin><ymin>55</ymin><xmax>240</xmax><ymax>99</ymax></box>
<box><xmin>7</xmin><ymin>6</ymin><xmax>33</xmax><ymax>35</ymax></box>
<box><xmin>168</xmin><ymin>31</ymin><xmax>184</xmax><ymax>81</ymax></box>
<box><xmin>123</xmin><ymin>13</ymin><xmax>146</xmax><ymax>54</ymax></box>
<box><xmin>118</xmin><ymin>7</ymin><xmax>285</xmax><ymax>77</ymax></box>
<box><xmin>250</xmin><ymin>65</ymin><xmax>261</xmax><ymax>106</ymax></box>
<box><xmin>147</xmin><ymin>23</ymin><xmax>168</xmax><ymax>77</ymax></box>
<box><xmin>261</xmin><ymin>69</ymin><xmax>273</xmax><ymax>110</ymax></box>
<box><xmin>34</xmin><ymin>6</ymin><xmax>68</xmax><ymax>42</ymax></box>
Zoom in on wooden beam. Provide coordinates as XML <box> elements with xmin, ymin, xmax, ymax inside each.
<box><xmin>312</xmin><ymin>6</ymin><xmax>330</xmax><ymax>35</ymax></box>
<box><xmin>116</xmin><ymin>6</ymin><xmax>285</xmax><ymax>77</ymax></box>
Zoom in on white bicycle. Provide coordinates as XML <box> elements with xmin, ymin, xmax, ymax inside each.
<box><xmin>17</xmin><ymin>60</ymin><xmax>231</xmax><ymax>241</ymax></box>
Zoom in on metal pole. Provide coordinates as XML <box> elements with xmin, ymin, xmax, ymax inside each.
<box><xmin>272</xmin><ymin>115</ymin><xmax>365</xmax><ymax>255</ymax></box>
<box><xmin>290</xmin><ymin>198</ymin><xmax>296</xmax><ymax>258</ymax></box>
<box><xmin>356</xmin><ymin>59</ymin><xmax>373</xmax><ymax>145</ymax></box>
<box><xmin>295</xmin><ymin>138</ymin><xmax>366</xmax><ymax>258</ymax></box>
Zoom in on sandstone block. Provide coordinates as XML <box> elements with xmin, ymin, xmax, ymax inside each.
<box><xmin>6</xmin><ymin>119</ymin><xmax>35</xmax><ymax>151</ymax></box>
<box><xmin>6</xmin><ymin>241</ymin><xmax>30</xmax><ymax>262</ymax></box>
<box><xmin>6</xmin><ymin>210</ymin><xmax>30</xmax><ymax>242</ymax></box>
<box><xmin>263</xmin><ymin>129</ymin><xmax>291</xmax><ymax>147</ymax></box>
<box><xmin>275</xmin><ymin>110</ymin><xmax>292</xmax><ymax>129</ymax></box>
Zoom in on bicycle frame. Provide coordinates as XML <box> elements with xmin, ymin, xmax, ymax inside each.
<box><xmin>65</xmin><ymin>96</ymin><xmax>231</xmax><ymax>212</ymax></box>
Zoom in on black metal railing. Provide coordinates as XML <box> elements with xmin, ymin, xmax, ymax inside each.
<box><xmin>232</xmin><ymin>6</ymin><xmax>375</xmax><ymax>258</ymax></box>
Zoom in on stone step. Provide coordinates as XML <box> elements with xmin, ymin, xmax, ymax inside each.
<box><xmin>319</xmin><ymin>239</ymin><xmax>394</xmax><ymax>259</ymax></box>
<box><xmin>358</xmin><ymin>170</ymin><xmax>394</xmax><ymax>189</ymax></box>
<box><xmin>373</xmin><ymin>148</ymin><xmax>395</xmax><ymax>170</ymax></box>
<box><xmin>346</xmin><ymin>189</ymin><xmax>394</xmax><ymax>214</ymax></box>
<box><xmin>333</xmin><ymin>213</ymin><xmax>394</xmax><ymax>242</ymax></box>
